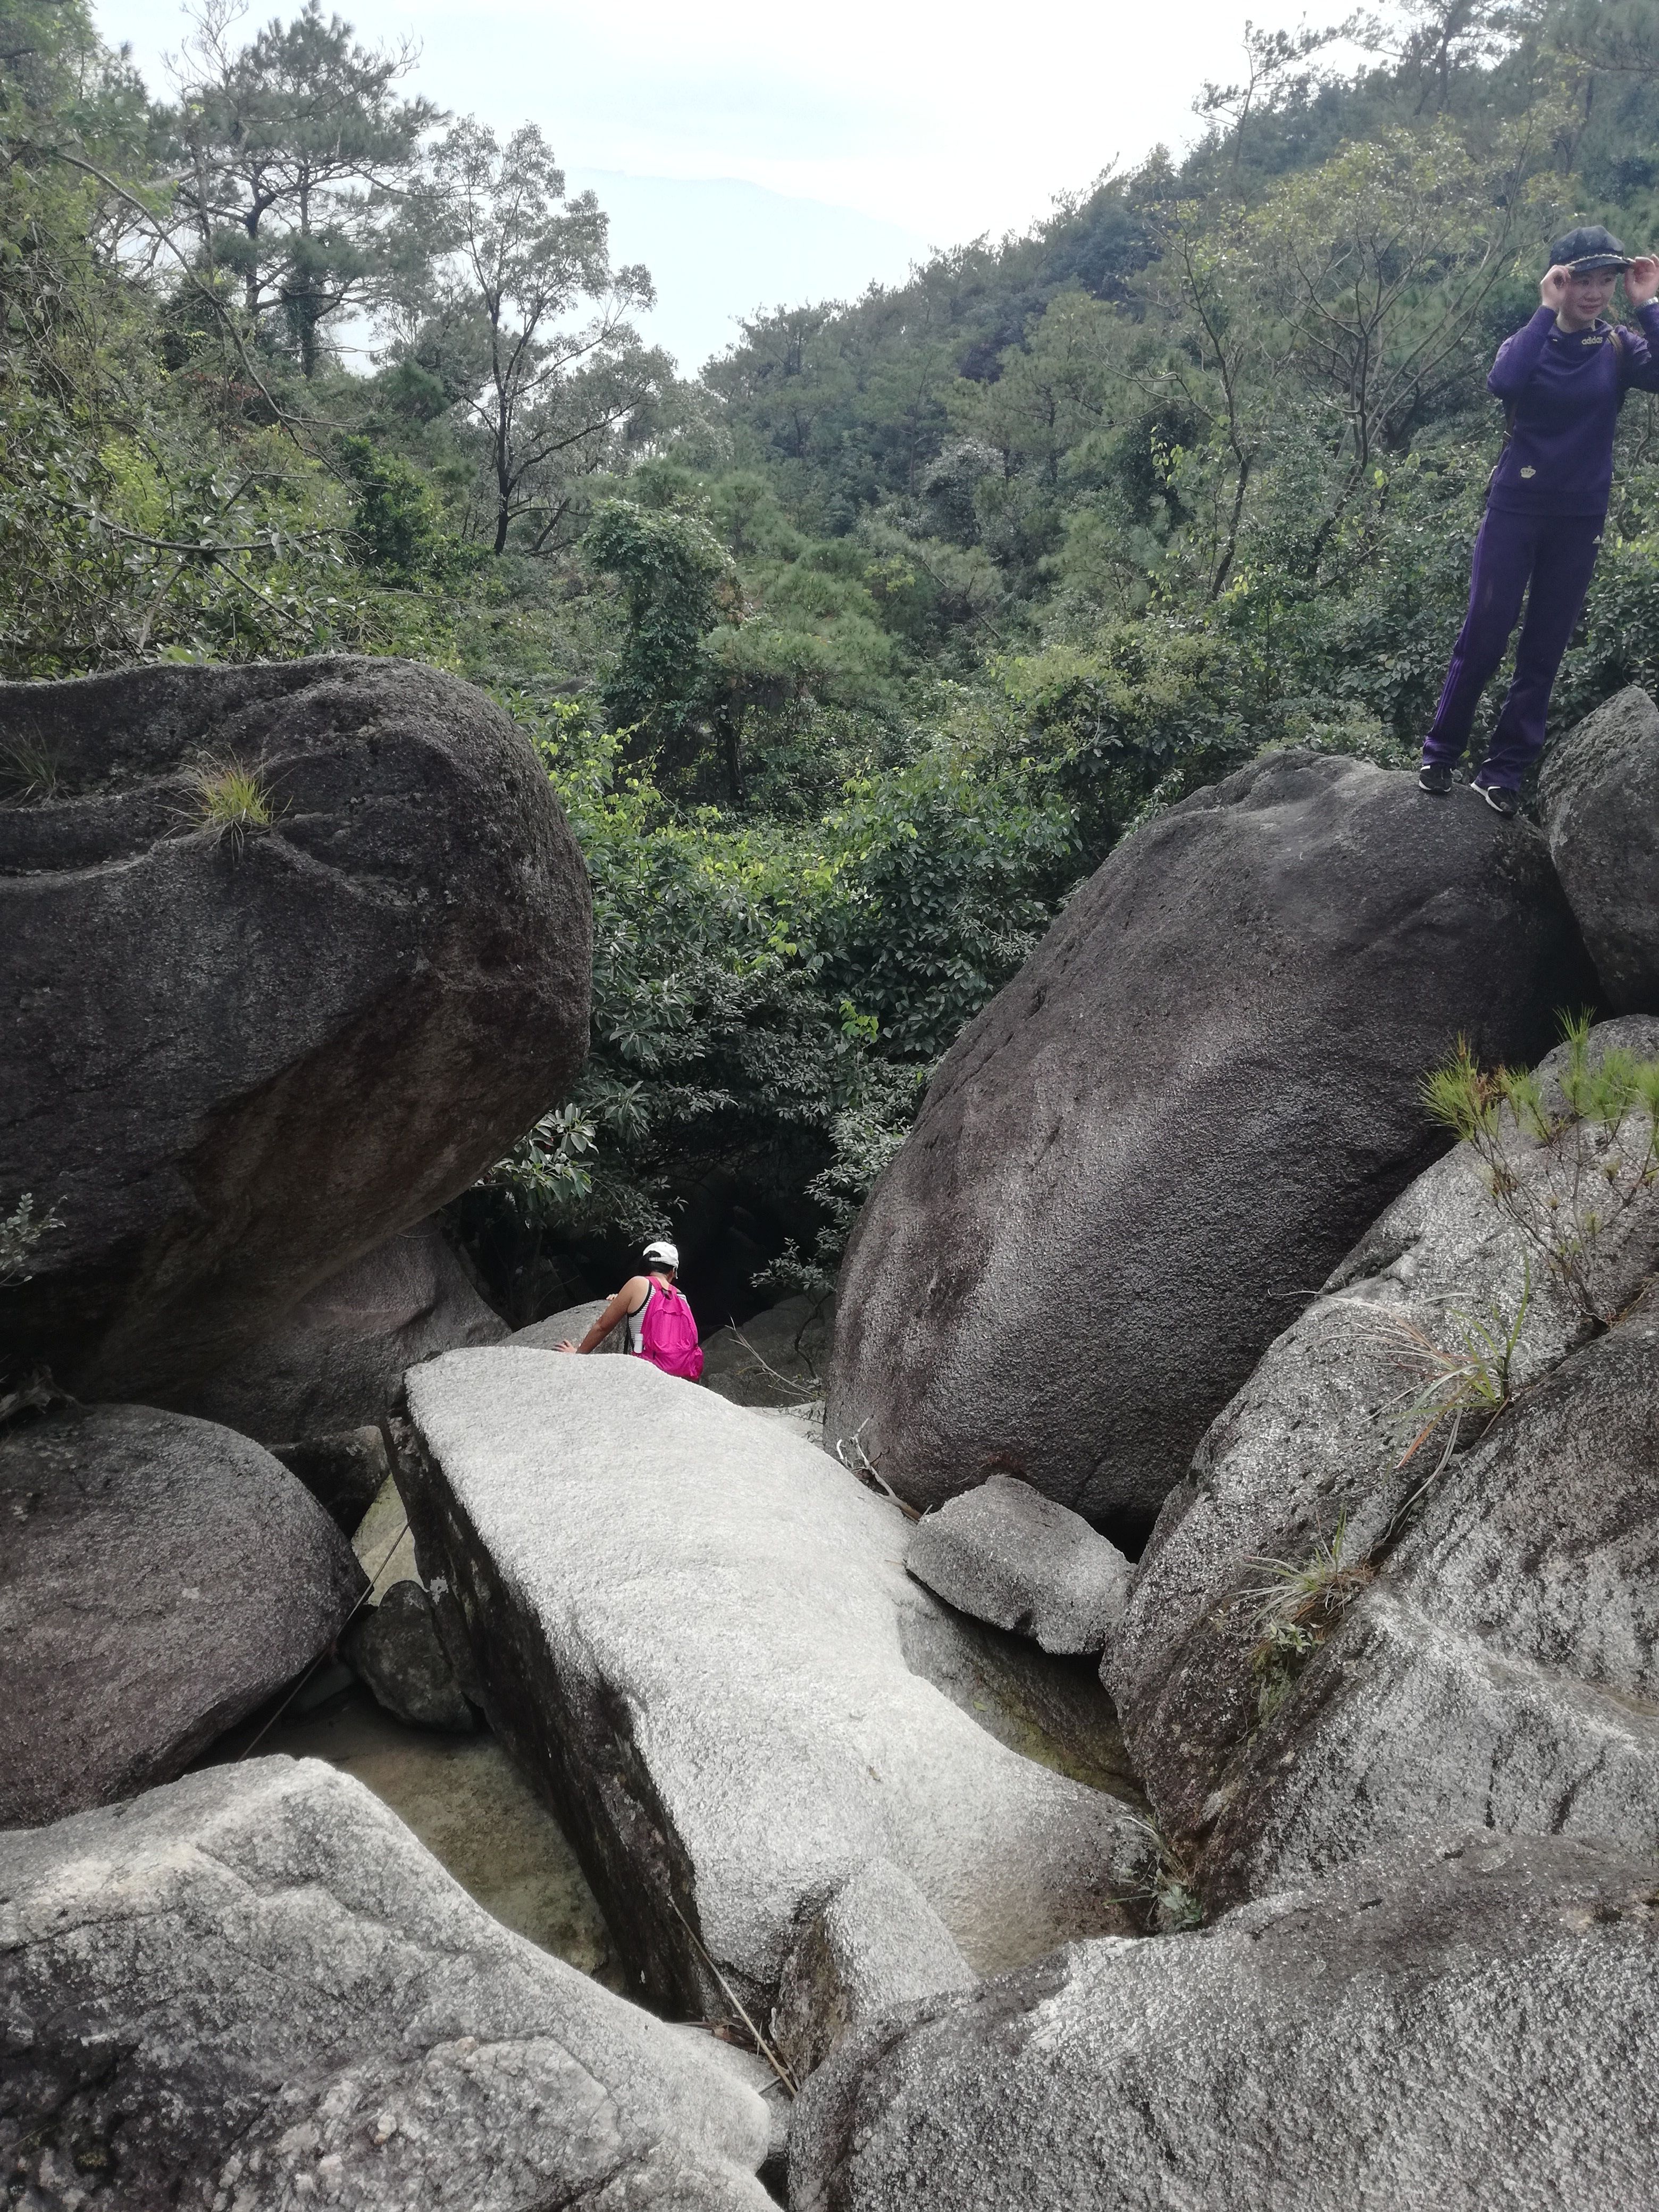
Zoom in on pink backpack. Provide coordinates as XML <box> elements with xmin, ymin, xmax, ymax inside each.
<box><xmin>638</xmin><ymin>1282</ymin><xmax>704</xmax><ymax>1381</ymax></box>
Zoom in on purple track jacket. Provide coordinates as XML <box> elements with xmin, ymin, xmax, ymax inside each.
<box><xmin>1487</xmin><ymin>300</ymin><xmax>1659</xmax><ymax>516</ymax></box>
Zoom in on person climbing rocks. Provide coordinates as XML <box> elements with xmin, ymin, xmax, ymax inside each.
<box><xmin>556</xmin><ymin>1238</ymin><xmax>706</xmax><ymax>1380</ymax></box>
<box><xmin>1418</xmin><ymin>225</ymin><xmax>1659</xmax><ymax>819</ymax></box>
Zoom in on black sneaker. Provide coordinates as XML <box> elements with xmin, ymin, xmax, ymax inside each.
<box><xmin>1418</xmin><ymin>761</ymin><xmax>1454</xmax><ymax>794</ymax></box>
<box><xmin>1473</xmin><ymin>780</ymin><xmax>1520</xmax><ymax>819</ymax></box>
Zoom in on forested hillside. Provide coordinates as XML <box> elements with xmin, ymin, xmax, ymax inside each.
<box><xmin>8</xmin><ymin>0</ymin><xmax>1659</xmax><ymax>1317</ymax></box>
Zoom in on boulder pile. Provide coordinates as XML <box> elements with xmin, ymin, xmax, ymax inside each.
<box><xmin>9</xmin><ymin>652</ymin><xmax>1659</xmax><ymax>2211</ymax></box>
<box><xmin>771</xmin><ymin>1858</ymin><xmax>977</xmax><ymax>2082</ymax></box>
<box><xmin>790</xmin><ymin>1834</ymin><xmax>1659</xmax><ymax>2211</ymax></box>
<box><xmin>826</xmin><ymin>751</ymin><xmax>1596</xmax><ymax>1541</ymax></box>
<box><xmin>1108</xmin><ymin>1015</ymin><xmax>1659</xmax><ymax>1906</ymax></box>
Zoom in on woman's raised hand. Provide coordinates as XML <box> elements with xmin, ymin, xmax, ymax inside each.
<box><xmin>1626</xmin><ymin>255</ymin><xmax>1659</xmax><ymax>308</ymax></box>
<box><xmin>1540</xmin><ymin>264</ymin><xmax>1573</xmax><ymax>310</ymax></box>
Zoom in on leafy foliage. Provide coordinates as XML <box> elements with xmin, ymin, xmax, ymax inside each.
<box><xmin>14</xmin><ymin>0</ymin><xmax>1659</xmax><ymax>1316</ymax></box>
<box><xmin>0</xmin><ymin>1191</ymin><xmax>61</xmax><ymax>1286</ymax></box>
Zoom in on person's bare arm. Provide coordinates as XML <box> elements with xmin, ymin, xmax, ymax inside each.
<box><xmin>557</xmin><ymin>1277</ymin><xmax>648</xmax><ymax>1353</ymax></box>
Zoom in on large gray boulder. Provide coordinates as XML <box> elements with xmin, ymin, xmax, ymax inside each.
<box><xmin>701</xmin><ymin>1294</ymin><xmax>834</xmax><ymax>1407</ymax></box>
<box><xmin>343</xmin><ymin>1577</ymin><xmax>475</xmax><ymax>1733</ymax></box>
<box><xmin>1108</xmin><ymin>1016</ymin><xmax>1659</xmax><ymax>1900</ymax></box>
<box><xmin>0</xmin><ymin>657</ymin><xmax>589</xmax><ymax>1403</ymax></box>
<box><xmin>1195</xmin><ymin>1280</ymin><xmax>1659</xmax><ymax>1906</ymax></box>
<box><xmin>0</xmin><ymin>1403</ymin><xmax>364</xmax><ymax>1827</ymax></box>
<box><xmin>906</xmin><ymin>1472</ymin><xmax>1132</xmax><ymax>1655</ymax></box>
<box><xmin>826</xmin><ymin>751</ymin><xmax>1597</xmax><ymax>1538</ymax></box>
<box><xmin>510</xmin><ymin>1297</ymin><xmax>626</xmax><ymax>1352</ymax></box>
<box><xmin>1539</xmin><ymin>684</ymin><xmax>1659</xmax><ymax>1013</ymax></box>
<box><xmin>0</xmin><ymin>1756</ymin><xmax>773</xmax><ymax>2210</ymax></box>
<box><xmin>789</xmin><ymin>1833</ymin><xmax>1659</xmax><ymax>2212</ymax></box>
<box><xmin>180</xmin><ymin>1217</ymin><xmax>507</xmax><ymax>1444</ymax></box>
<box><xmin>398</xmin><ymin>1347</ymin><xmax>1153</xmax><ymax>2020</ymax></box>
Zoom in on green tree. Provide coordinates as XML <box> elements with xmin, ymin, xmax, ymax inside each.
<box><xmin>1247</xmin><ymin>127</ymin><xmax>1544</xmax><ymax>484</ymax></box>
<box><xmin>0</xmin><ymin>0</ymin><xmax>387</xmax><ymax>672</ymax></box>
<box><xmin>168</xmin><ymin>0</ymin><xmax>438</xmax><ymax>376</ymax></box>
<box><xmin>585</xmin><ymin>496</ymin><xmax>732</xmax><ymax>765</ymax></box>
<box><xmin>403</xmin><ymin>120</ymin><xmax>668</xmax><ymax>553</ymax></box>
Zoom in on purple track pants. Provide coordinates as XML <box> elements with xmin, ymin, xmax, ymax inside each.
<box><xmin>1421</xmin><ymin>507</ymin><xmax>1604</xmax><ymax>789</ymax></box>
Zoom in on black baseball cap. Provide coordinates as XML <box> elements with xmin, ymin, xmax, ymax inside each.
<box><xmin>1549</xmin><ymin>224</ymin><xmax>1631</xmax><ymax>273</ymax></box>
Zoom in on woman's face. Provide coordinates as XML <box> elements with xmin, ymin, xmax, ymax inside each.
<box><xmin>1565</xmin><ymin>266</ymin><xmax>1619</xmax><ymax>321</ymax></box>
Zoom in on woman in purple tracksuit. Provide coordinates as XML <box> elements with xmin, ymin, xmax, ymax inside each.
<box><xmin>1419</xmin><ymin>225</ymin><xmax>1659</xmax><ymax>818</ymax></box>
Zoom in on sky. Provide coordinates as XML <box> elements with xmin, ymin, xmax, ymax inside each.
<box><xmin>95</xmin><ymin>0</ymin><xmax>1322</xmax><ymax>372</ymax></box>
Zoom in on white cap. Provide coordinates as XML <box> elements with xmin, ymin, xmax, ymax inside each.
<box><xmin>642</xmin><ymin>1239</ymin><xmax>680</xmax><ymax>1269</ymax></box>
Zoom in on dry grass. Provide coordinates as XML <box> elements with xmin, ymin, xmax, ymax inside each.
<box><xmin>834</xmin><ymin>1419</ymin><xmax>922</xmax><ymax>1519</ymax></box>
<box><xmin>1244</xmin><ymin>1513</ymin><xmax>1375</xmax><ymax>1722</ymax></box>
<box><xmin>1364</xmin><ymin>1267</ymin><xmax>1533</xmax><ymax>1520</ymax></box>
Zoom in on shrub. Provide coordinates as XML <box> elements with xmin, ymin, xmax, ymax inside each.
<box><xmin>1</xmin><ymin>1192</ymin><xmax>62</xmax><ymax>1286</ymax></box>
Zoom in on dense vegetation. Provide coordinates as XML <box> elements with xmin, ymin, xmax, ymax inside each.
<box><xmin>9</xmin><ymin>0</ymin><xmax>1659</xmax><ymax>1318</ymax></box>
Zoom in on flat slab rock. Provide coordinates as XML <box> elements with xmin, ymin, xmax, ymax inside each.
<box><xmin>0</xmin><ymin>1402</ymin><xmax>364</xmax><ymax>1827</ymax></box>
<box><xmin>790</xmin><ymin>1833</ymin><xmax>1659</xmax><ymax>2211</ymax></box>
<box><xmin>0</xmin><ymin>1756</ymin><xmax>773</xmax><ymax>2210</ymax></box>
<box><xmin>399</xmin><ymin>1348</ymin><xmax>1151</xmax><ymax>2018</ymax></box>
<box><xmin>826</xmin><ymin>749</ymin><xmax>1597</xmax><ymax>1541</ymax></box>
<box><xmin>0</xmin><ymin>656</ymin><xmax>588</xmax><ymax>1402</ymax></box>
<box><xmin>906</xmin><ymin>1473</ymin><xmax>1132</xmax><ymax>1655</ymax></box>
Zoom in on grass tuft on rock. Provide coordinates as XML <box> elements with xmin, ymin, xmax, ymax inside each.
<box><xmin>1245</xmin><ymin>1514</ymin><xmax>1374</xmax><ymax>1723</ymax></box>
<box><xmin>1372</xmin><ymin>1267</ymin><xmax>1532</xmax><ymax>1505</ymax></box>
<box><xmin>0</xmin><ymin>738</ymin><xmax>62</xmax><ymax>806</ymax></box>
<box><xmin>188</xmin><ymin>759</ymin><xmax>275</xmax><ymax>844</ymax></box>
<box><xmin>1422</xmin><ymin>1012</ymin><xmax>1659</xmax><ymax>1328</ymax></box>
